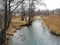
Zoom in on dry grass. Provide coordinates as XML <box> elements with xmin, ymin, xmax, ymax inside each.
<box><xmin>6</xmin><ymin>16</ymin><xmax>27</xmax><ymax>37</ymax></box>
<box><xmin>6</xmin><ymin>15</ymin><xmax>40</xmax><ymax>37</ymax></box>
<box><xmin>43</xmin><ymin>15</ymin><xmax>60</xmax><ymax>35</ymax></box>
<box><xmin>34</xmin><ymin>15</ymin><xmax>40</xmax><ymax>20</ymax></box>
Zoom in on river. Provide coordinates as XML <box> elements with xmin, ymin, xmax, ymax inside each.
<box><xmin>8</xmin><ymin>20</ymin><xmax>60</xmax><ymax>45</ymax></box>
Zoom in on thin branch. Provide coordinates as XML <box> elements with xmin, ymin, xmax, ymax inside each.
<box><xmin>11</xmin><ymin>3</ymin><xmax>21</xmax><ymax>12</ymax></box>
<box><xmin>10</xmin><ymin>1</ymin><xmax>22</xmax><ymax>7</ymax></box>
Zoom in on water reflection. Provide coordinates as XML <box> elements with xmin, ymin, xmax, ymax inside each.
<box><xmin>9</xmin><ymin>20</ymin><xmax>60</xmax><ymax>45</ymax></box>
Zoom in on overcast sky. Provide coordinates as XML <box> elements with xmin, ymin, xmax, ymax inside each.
<box><xmin>45</xmin><ymin>0</ymin><xmax>60</xmax><ymax>10</ymax></box>
<box><xmin>37</xmin><ymin>0</ymin><xmax>60</xmax><ymax>10</ymax></box>
<box><xmin>0</xmin><ymin>0</ymin><xmax>60</xmax><ymax>10</ymax></box>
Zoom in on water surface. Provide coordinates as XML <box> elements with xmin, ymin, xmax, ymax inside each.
<box><xmin>9</xmin><ymin>20</ymin><xmax>60</xmax><ymax>45</ymax></box>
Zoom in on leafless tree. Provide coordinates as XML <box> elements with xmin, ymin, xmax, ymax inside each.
<box><xmin>0</xmin><ymin>0</ymin><xmax>14</xmax><ymax>44</ymax></box>
<box><xmin>28</xmin><ymin>0</ymin><xmax>46</xmax><ymax>24</ymax></box>
<box><xmin>21</xmin><ymin>0</ymin><xmax>25</xmax><ymax>20</ymax></box>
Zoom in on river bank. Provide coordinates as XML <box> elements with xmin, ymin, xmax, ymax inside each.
<box><xmin>8</xmin><ymin>20</ymin><xmax>60</xmax><ymax>45</ymax></box>
<box><xmin>42</xmin><ymin>15</ymin><xmax>60</xmax><ymax>36</ymax></box>
<box><xmin>4</xmin><ymin>15</ymin><xmax>60</xmax><ymax>45</ymax></box>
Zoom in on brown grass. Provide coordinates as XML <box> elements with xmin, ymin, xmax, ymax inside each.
<box><xmin>6</xmin><ymin>15</ymin><xmax>40</xmax><ymax>37</ymax></box>
<box><xmin>43</xmin><ymin>15</ymin><xmax>60</xmax><ymax>35</ymax></box>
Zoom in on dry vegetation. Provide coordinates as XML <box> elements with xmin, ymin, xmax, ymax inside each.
<box><xmin>6</xmin><ymin>15</ymin><xmax>40</xmax><ymax>37</ymax></box>
<box><xmin>43</xmin><ymin>15</ymin><xmax>60</xmax><ymax>35</ymax></box>
<box><xmin>34</xmin><ymin>15</ymin><xmax>40</xmax><ymax>20</ymax></box>
<box><xmin>6</xmin><ymin>16</ymin><xmax>27</xmax><ymax>37</ymax></box>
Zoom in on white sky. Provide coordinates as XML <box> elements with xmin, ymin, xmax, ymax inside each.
<box><xmin>37</xmin><ymin>0</ymin><xmax>60</xmax><ymax>10</ymax></box>
<box><xmin>0</xmin><ymin>0</ymin><xmax>60</xmax><ymax>11</ymax></box>
<box><xmin>45</xmin><ymin>0</ymin><xmax>60</xmax><ymax>10</ymax></box>
<box><xmin>8</xmin><ymin>0</ymin><xmax>60</xmax><ymax>11</ymax></box>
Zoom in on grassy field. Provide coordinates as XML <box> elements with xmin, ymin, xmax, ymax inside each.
<box><xmin>43</xmin><ymin>15</ymin><xmax>60</xmax><ymax>35</ymax></box>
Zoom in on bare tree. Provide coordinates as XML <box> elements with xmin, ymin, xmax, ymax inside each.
<box><xmin>28</xmin><ymin>0</ymin><xmax>35</xmax><ymax>24</ymax></box>
<box><xmin>21</xmin><ymin>0</ymin><xmax>25</xmax><ymax>20</ymax></box>
<box><xmin>0</xmin><ymin>0</ymin><xmax>14</xmax><ymax>44</ymax></box>
<box><xmin>20</xmin><ymin>0</ymin><xmax>46</xmax><ymax>26</ymax></box>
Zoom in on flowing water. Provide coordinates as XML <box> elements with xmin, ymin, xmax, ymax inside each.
<box><xmin>9</xmin><ymin>20</ymin><xmax>60</xmax><ymax>45</ymax></box>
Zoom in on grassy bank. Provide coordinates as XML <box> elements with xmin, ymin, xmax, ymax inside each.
<box><xmin>42</xmin><ymin>15</ymin><xmax>60</xmax><ymax>35</ymax></box>
<box><xmin>6</xmin><ymin>15</ymin><xmax>40</xmax><ymax>37</ymax></box>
